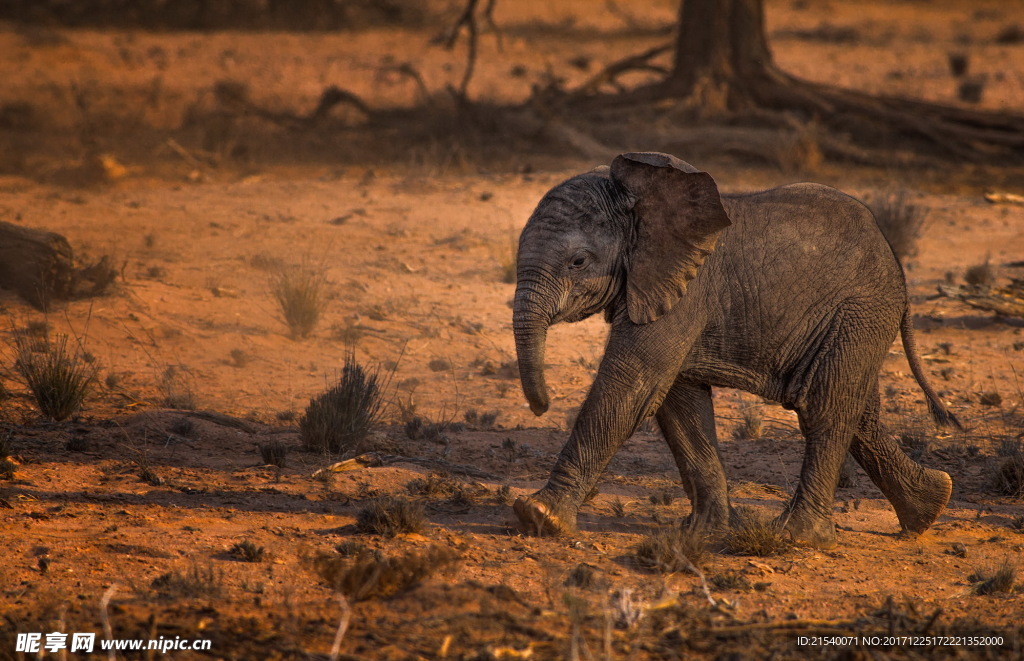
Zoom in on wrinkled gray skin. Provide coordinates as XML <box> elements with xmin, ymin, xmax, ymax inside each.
<box><xmin>512</xmin><ymin>152</ymin><xmax>956</xmax><ymax>548</ymax></box>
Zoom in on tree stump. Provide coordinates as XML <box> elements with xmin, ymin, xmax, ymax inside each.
<box><xmin>0</xmin><ymin>221</ymin><xmax>78</xmax><ymax>310</ymax></box>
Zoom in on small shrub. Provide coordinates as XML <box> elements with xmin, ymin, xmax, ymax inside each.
<box><xmin>159</xmin><ymin>365</ymin><xmax>197</xmax><ymax>410</ymax></box>
<box><xmin>993</xmin><ymin>454</ymin><xmax>1024</xmax><ymax>498</ymax></box>
<box><xmin>565</xmin><ymin>563</ymin><xmax>601</xmax><ymax>589</ymax></box>
<box><xmin>24</xmin><ymin>320</ymin><xmax>49</xmax><ymax>337</ymax></box>
<box><xmin>979</xmin><ymin>391</ymin><xmax>1002</xmax><ymax>407</ymax></box>
<box><xmin>998</xmin><ymin>439</ymin><xmax>1021</xmax><ymax>457</ymax></box>
<box><xmin>228</xmin><ymin>348</ymin><xmax>251</xmax><ymax>368</ymax></box>
<box><xmin>356</xmin><ymin>496</ymin><xmax>425</xmax><ymax>537</ymax></box>
<box><xmin>464</xmin><ymin>408</ymin><xmax>499</xmax><ymax>429</ymax></box>
<box><xmin>404</xmin><ymin>416</ymin><xmax>448</xmax><ymax>442</ymax></box>
<box><xmin>994</xmin><ymin>24</ymin><xmax>1024</xmax><ymax>45</ymax></box>
<box><xmin>14</xmin><ymin>333</ymin><xmax>97</xmax><ymax>421</ymax></box>
<box><xmin>258</xmin><ymin>441</ymin><xmax>288</xmax><ymax>467</ymax></box>
<box><xmin>947</xmin><ymin>51</ymin><xmax>969</xmax><ymax>77</ymax></box>
<box><xmin>313</xmin><ymin>544</ymin><xmax>458</xmax><ymax>601</ymax></box>
<box><xmin>405</xmin><ymin>472</ymin><xmax>483</xmax><ymax>504</ymax></box>
<box><xmin>137</xmin><ymin>463</ymin><xmax>164</xmax><ymax>486</ymax></box>
<box><xmin>496</xmin><ymin>484</ymin><xmax>513</xmax><ymax>505</ymax></box>
<box><xmin>230</xmin><ymin>540</ymin><xmax>266</xmax><ymax>563</ymax></box>
<box><xmin>969</xmin><ymin>559</ymin><xmax>1017</xmax><ymax>595</ymax></box>
<box><xmin>965</xmin><ymin>261</ymin><xmax>996</xmax><ymax>287</ymax></box>
<box><xmin>428</xmin><ymin>358</ymin><xmax>452</xmax><ymax>372</ymax></box>
<box><xmin>1009</xmin><ymin>515</ymin><xmax>1024</xmax><ymax>533</ymax></box>
<box><xmin>275</xmin><ymin>409</ymin><xmax>296</xmax><ymax>422</ymax></box>
<box><xmin>332</xmin><ymin>321</ymin><xmax>366</xmax><ymax>345</ymax></box>
<box><xmin>725</xmin><ymin>507</ymin><xmax>791</xmax><ymax>556</ymax></box>
<box><xmin>150</xmin><ymin>562</ymin><xmax>223</xmax><ymax>600</ymax></box>
<box><xmin>65</xmin><ymin>434</ymin><xmax>91</xmax><ymax>452</ymax></box>
<box><xmin>169</xmin><ymin>417</ymin><xmax>196</xmax><ymax>437</ymax></box>
<box><xmin>271</xmin><ymin>263</ymin><xmax>328</xmax><ymax>339</ymax></box>
<box><xmin>300</xmin><ymin>351</ymin><xmax>385</xmax><ymax>455</ymax></box>
<box><xmin>335</xmin><ymin>540</ymin><xmax>371</xmax><ymax>557</ymax></box>
<box><xmin>610</xmin><ymin>498</ymin><xmax>627</xmax><ymax>517</ymax></box>
<box><xmin>957</xmin><ymin>78</ymin><xmax>985</xmax><ymax>104</ymax></box>
<box><xmin>948</xmin><ymin>542</ymin><xmax>968</xmax><ymax>558</ymax></box>
<box><xmin>500</xmin><ymin>251</ymin><xmax>517</xmax><ymax>284</ymax></box>
<box><xmin>711</xmin><ymin>571</ymin><xmax>753</xmax><ymax>591</ymax></box>
<box><xmin>734</xmin><ymin>403</ymin><xmax>764</xmax><ymax>440</ymax></box>
<box><xmin>0</xmin><ymin>429</ymin><xmax>15</xmax><ymax>480</ymax></box>
<box><xmin>870</xmin><ymin>190</ymin><xmax>928</xmax><ymax>260</ymax></box>
<box><xmin>634</xmin><ymin>527</ymin><xmax>706</xmax><ymax>573</ymax></box>
<box><xmin>649</xmin><ymin>491</ymin><xmax>676</xmax><ymax>506</ymax></box>
<box><xmin>406</xmin><ymin>472</ymin><xmax>459</xmax><ymax>497</ymax></box>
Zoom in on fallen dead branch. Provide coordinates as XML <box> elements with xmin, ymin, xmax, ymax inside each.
<box><xmin>312</xmin><ymin>451</ymin><xmax>502</xmax><ymax>481</ymax></box>
<box><xmin>180</xmin><ymin>410</ymin><xmax>264</xmax><ymax>434</ymax></box>
<box><xmin>0</xmin><ymin>220</ymin><xmax>117</xmax><ymax>310</ymax></box>
<box><xmin>938</xmin><ymin>280</ymin><xmax>1024</xmax><ymax>318</ymax></box>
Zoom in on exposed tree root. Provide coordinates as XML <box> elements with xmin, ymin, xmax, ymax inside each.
<box><xmin>538</xmin><ymin>61</ymin><xmax>1024</xmax><ymax>164</ymax></box>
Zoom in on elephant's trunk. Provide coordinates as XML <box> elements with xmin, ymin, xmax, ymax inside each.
<box><xmin>513</xmin><ymin>288</ymin><xmax>552</xmax><ymax>416</ymax></box>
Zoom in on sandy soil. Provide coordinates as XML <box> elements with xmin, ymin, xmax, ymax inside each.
<box><xmin>1</xmin><ymin>1</ymin><xmax>1024</xmax><ymax>659</ymax></box>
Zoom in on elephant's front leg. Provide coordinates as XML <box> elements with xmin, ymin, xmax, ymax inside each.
<box><xmin>514</xmin><ymin>328</ymin><xmax>686</xmax><ymax>535</ymax></box>
<box><xmin>656</xmin><ymin>379</ymin><xmax>732</xmax><ymax>532</ymax></box>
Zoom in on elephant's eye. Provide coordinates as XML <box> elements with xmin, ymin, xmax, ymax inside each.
<box><xmin>569</xmin><ymin>254</ymin><xmax>588</xmax><ymax>269</ymax></box>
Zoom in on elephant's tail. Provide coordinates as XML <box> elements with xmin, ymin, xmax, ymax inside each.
<box><xmin>900</xmin><ymin>306</ymin><xmax>963</xmax><ymax>430</ymax></box>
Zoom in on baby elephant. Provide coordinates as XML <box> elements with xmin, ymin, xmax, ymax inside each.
<box><xmin>512</xmin><ymin>151</ymin><xmax>957</xmax><ymax>548</ymax></box>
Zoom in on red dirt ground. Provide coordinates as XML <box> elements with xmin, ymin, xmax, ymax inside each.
<box><xmin>1</xmin><ymin>1</ymin><xmax>1023</xmax><ymax>659</ymax></box>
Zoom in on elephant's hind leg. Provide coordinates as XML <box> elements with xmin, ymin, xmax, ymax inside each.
<box><xmin>780</xmin><ymin>326</ymin><xmax>881</xmax><ymax>548</ymax></box>
<box><xmin>849</xmin><ymin>389</ymin><xmax>952</xmax><ymax>536</ymax></box>
<box><xmin>656</xmin><ymin>379</ymin><xmax>731</xmax><ymax>532</ymax></box>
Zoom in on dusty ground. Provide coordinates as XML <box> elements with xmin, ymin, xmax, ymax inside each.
<box><xmin>1</xmin><ymin>1</ymin><xmax>1024</xmax><ymax>659</ymax></box>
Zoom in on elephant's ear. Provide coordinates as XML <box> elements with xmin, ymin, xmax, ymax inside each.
<box><xmin>610</xmin><ymin>152</ymin><xmax>731</xmax><ymax>325</ymax></box>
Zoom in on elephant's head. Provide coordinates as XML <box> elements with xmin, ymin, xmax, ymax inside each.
<box><xmin>513</xmin><ymin>152</ymin><xmax>731</xmax><ymax>415</ymax></box>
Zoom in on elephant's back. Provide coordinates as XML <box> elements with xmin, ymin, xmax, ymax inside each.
<box><xmin>718</xmin><ymin>182</ymin><xmax>902</xmax><ymax>296</ymax></box>
<box><xmin>681</xmin><ymin>183</ymin><xmax>906</xmax><ymax>400</ymax></box>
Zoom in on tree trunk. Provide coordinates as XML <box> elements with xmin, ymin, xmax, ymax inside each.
<box><xmin>667</xmin><ymin>0</ymin><xmax>772</xmax><ymax>109</ymax></box>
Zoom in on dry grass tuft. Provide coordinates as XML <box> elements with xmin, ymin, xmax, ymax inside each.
<box><xmin>870</xmin><ymin>190</ymin><xmax>928</xmax><ymax>260</ymax></box>
<box><xmin>711</xmin><ymin>571</ymin><xmax>754</xmax><ymax>591</ymax></box>
<box><xmin>258</xmin><ymin>441</ymin><xmax>288</xmax><ymax>467</ymax></box>
<box><xmin>403</xmin><ymin>416</ymin><xmax>453</xmax><ymax>442</ymax></box>
<box><xmin>228</xmin><ymin>348</ymin><xmax>252</xmax><ymax>368</ymax></box>
<box><xmin>0</xmin><ymin>429</ymin><xmax>15</xmax><ymax>480</ymax></box>
<box><xmin>406</xmin><ymin>472</ymin><xmax>461</xmax><ymax>498</ymax></box>
<box><xmin>969</xmin><ymin>559</ymin><xmax>1017</xmax><ymax>595</ymax></box>
<box><xmin>159</xmin><ymin>365</ymin><xmax>198</xmax><ymax>410</ymax></box>
<box><xmin>300</xmin><ymin>350</ymin><xmax>385</xmax><ymax>455</ymax></box>
<box><xmin>313</xmin><ymin>544</ymin><xmax>458</xmax><ymax>601</ymax></box>
<box><xmin>634</xmin><ymin>526</ymin><xmax>706</xmax><ymax>573</ymax></box>
<box><xmin>725</xmin><ymin>507</ymin><xmax>791</xmax><ymax>556</ymax></box>
<box><xmin>14</xmin><ymin>333</ymin><xmax>97</xmax><ymax>421</ymax></box>
<box><xmin>564</xmin><ymin>563</ymin><xmax>602</xmax><ymax>589</ymax></box>
<box><xmin>271</xmin><ymin>263</ymin><xmax>328</xmax><ymax>339</ymax></box>
<box><xmin>356</xmin><ymin>495</ymin><xmax>425</xmax><ymax>537</ymax></box>
<box><xmin>150</xmin><ymin>562</ymin><xmax>223</xmax><ymax>600</ymax></box>
<box><xmin>229</xmin><ymin>540</ymin><xmax>266</xmax><ymax>563</ymax></box>
<box><xmin>993</xmin><ymin>454</ymin><xmax>1024</xmax><ymax>498</ymax></box>
<box><xmin>964</xmin><ymin>261</ymin><xmax>996</xmax><ymax>287</ymax></box>
<box><xmin>464</xmin><ymin>408</ymin><xmax>499</xmax><ymax>429</ymax></box>
<box><xmin>733</xmin><ymin>403</ymin><xmax>764</xmax><ymax>440</ymax></box>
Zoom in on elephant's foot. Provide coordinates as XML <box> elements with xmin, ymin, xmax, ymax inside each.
<box><xmin>513</xmin><ymin>494</ymin><xmax>578</xmax><ymax>536</ymax></box>
<box><xmin>684</xmin><ymin>503</ymin><xmax>733</xmax><ymax>535</ymax></box>
<box><xmin>776</xmin><ymin>508</ymin><xmax>837</xmax><ymax>549</ymax></box>
<box><xmin>890</xmin><ymin>468</ymin><xmax>952</xmax><ymax>535</ymax></box>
